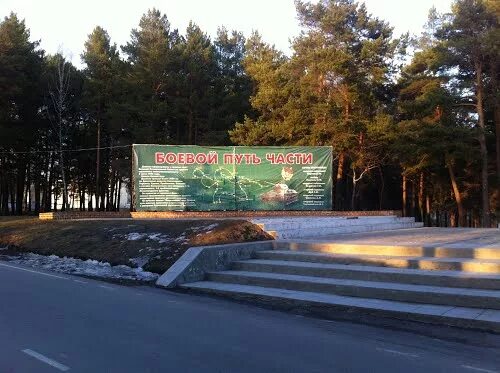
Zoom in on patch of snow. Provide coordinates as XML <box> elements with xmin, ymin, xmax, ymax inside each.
<box><xmin>147</xmin><ymin>233</ymin><xmax>170</xmax><ymax>243</ymax></box>
<box><xmin>4</xmin><ymin>253</ymin><xmax>158</xmax><ymax>281</ymax></box>
<box><xmin>114</xmin><ymin>232</ymin><xmax>172</xmax><ymax>243</ymax></box>
<box><xmin>129</xmin><ymin>256</ymin><xmax>150</xmax><ymax>268</ymax></box>
<box><xmin>124</xmin><ymin>232</ymin><xmax>147</xmax><ymax>241</ymax></box>
<box><xmin>191</xmin><ymin>223</ymin><xmax>219</xmax><ymax>233</ymax></box>
<box><xmin>204</xmin><ymin>223</ymin><xmax>219</xmax><ymax>231</ymax></box>
<box><xmin>174</xmin><ymin>234</ymin><xmax>187</xmax><ymax>243</ymax></box>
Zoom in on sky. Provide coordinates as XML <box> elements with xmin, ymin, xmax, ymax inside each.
<box><xmin>1</xmin><ymin>0</ymin><xmax>453</xmax><ymax>67</ymax></box>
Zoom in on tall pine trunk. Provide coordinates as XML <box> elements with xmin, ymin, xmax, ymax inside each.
<box><xmin>402</xmin><ymin>172</ymin><xmax>407</xmax><ymax>217</ymax></box>
<box><xmin>446</xmin><ymin>159</ymin><xmax>466</xmax><ymax>227</ymax></box>
<box><xmin>475</xmin><ymin>59</ymin><xmax>490</xmax><ymax>227</ymax></box>
<box><xmin>418</xmin><ymin>172</ymin><xmax>425</xmax><ymax>222</ymax></box>
<box><xmin>15</xmin><ymin>157</ymin><xmax>26</xmax><ymax>215</ymax></box>
<box><xmin>59</xmin><ymin>141</ymin><xmax>68</xmax><ymax>211</ymax></box>
<box><xmin>96</xmin><ymin>115</ymin><xmax>101</xmax><ymax>211</ymax></box>
<box><xmin>117</xmin><ymin>178</ymin><xmax>122</xmax><ymax>211</ymax></box>
<box><xmin>34</xmin><ymin>162</ymin><xmax>40</xmax><ymax>213</ymax></box>
<box><xmin>491</xmin><ymin>59</ymin><xmax>500</xmax><ymax>214</ymax></box>
<box><xmin>1</xmin><ymin>157</ymin><xmax>9</xmax><ymax>214</ymax></box>
<box><xmin>351</xmin><ymin>178</ymin><xmax>357</xmax><ymax>211</ymax></box>
<box><xmin>188</xmin><ymin>108</ymin><xmax>194</xmax><ymax>144</ymax></box>
<box><xmin>335</xmin><ymin>152</ymin><xmax>345</xmax><ymax>210</ymax></box>
<box><xmin>425</xmin><ymin>193</ymin><xmax>431</xmax><ymax>226</ymax></box>
<box><xmin>377</xmin><ymin>166</ymin><xmax>385</xmax><ymax>210</ymax></box>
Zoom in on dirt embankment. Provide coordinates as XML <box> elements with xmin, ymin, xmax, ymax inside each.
<box><xmin>0</xmin><ymin>217</ymin><xmax>272</xmax><ymax>274</ymax></box>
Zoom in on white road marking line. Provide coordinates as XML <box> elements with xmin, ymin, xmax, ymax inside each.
<box><xmin>72</xmin><ymin>279</ymin><xmax>87</xmax><ymax>284</ymax></box>
<box><xmin>462</xmin><ymin>365</ymin><xmax>499</xmax><ymax>373</ymax></box>
<box><xmin>22</xmin><ymin>349</ymin><xmax>70</xmax><ymax>371</ymax></box>
<box><xmin>376</xmin><ymin>348</ymin><xmax>419</xmax><ymax>358</ymax></box>
<box><xmin>99</xmin><ymin>285</ymin><xmax>114</xmax><ymax>290</ymax></box>
<box><xmin>0</xmin><ymin>262</ymin><xmax>68</xmax><ymax>280</ymax></box>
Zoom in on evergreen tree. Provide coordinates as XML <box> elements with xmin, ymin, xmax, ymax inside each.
<box><xmin>211</xmin><ymin>27</ymin><xmax>252</xmax><ymax>144</ymax></box>
<box><xmin>175</xmin><ymin>22</ymin><xmax>217</xmax><ymax>144</ymax></box>
<box><xmin>433</xmin><ymin>0</ymin><xmax>498</xmax><ymax>226</ymax></box>
<box><xmin>0</xmin><ymin>13</ymin><xmax>44</xmax><ymax>214</ymax></box>
<box><xmin>393</xmin><ymin>49</ymin><xmax>477</xmax><ymax>225</ymax></box>
<box><xmin>229</xmin><ymin>32</ymin><xmax>289</xmax><ymax>145</ymax></box>
<box><xmin>81</xmin><ymin>26</ymin><xmax>122</xmax><ymax>209</ymax></box>
<box><xmin>122</xmin><ymin>8</ymin><xmax>178</xmax><ymax>143</ymax></box>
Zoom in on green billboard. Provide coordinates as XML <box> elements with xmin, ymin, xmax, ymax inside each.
<box><xmin>132</xmin><ymin>145</ymin><xmax>332</xmax><ymax>211</ymax></box>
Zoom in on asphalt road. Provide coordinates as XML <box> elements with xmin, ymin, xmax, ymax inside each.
<box><xmin>1</xmin><ymin>261</ymin><xmax>499</xmax><ymax>373</ymax></box>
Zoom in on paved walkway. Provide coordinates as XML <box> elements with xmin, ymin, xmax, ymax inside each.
<box><xmin>297</xmin><ymin>228</ymin><xmax>500</xmax><ymax>248</ymax></box>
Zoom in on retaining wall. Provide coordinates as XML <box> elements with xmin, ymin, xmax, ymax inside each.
<box><xmin>39</xmin><ymin>210</ymin><xmax>401</xmax><ymax>220</ymax></box>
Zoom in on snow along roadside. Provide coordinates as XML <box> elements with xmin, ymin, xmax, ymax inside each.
<box><xmin>0</xmin><ymin>252</ymin><xmax>158</xmax><ymax>282</ymax></box>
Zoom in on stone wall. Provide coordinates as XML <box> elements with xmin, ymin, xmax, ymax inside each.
<box><xmin>39</xmin><ymin>210</ymin><xmax>401</xmax><ymax>220</ymax></box>
<box><xmin>156</xmin><ymin>241</ymin><xmax>276</xmax><ymax>288</ymax></box>
<box><xmin>39</xmin><ymin>211</ymin><xmax>131</xmax><ymax>220</ymax></box>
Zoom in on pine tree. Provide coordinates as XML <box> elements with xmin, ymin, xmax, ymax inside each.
<box><xmin>81</xmin><ymin>26</ymin><xmax>122</xmax><ymax>209</ymax></box>
<box><xmin>393</xmin><ymin>50</ymin><xmax>477</xmax><ymax>226</ymax></box>
<box><xmin>229</xmin><ymin>32</ymin><xmax>289</xmax><ymax>145</ymax></box>
<box><xmin>0</xmin><ymin>13</ymin><xmax>44</xmax><ymax>214</ymax></box>
<box><xmin>122</xmin><ymin>8</ymin><xmax>177</xmax><ymax>143</ymax></box>
<box><xmin>210</xmin><ymin>27</ymin><xmax>252</xmax><ymax>144</ymax></box>
<box><xmin>176</xmin><ymin>22</ymin><xmax>217</xmax><ymax>144</ymax></box>
<box><xmin>433</xmin><ymin>0</ymin><xmax>498</xmax><ymax>226</ymax></box>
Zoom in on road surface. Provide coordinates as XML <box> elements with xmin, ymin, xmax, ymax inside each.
<box><xmin>1</xmin><ymin>261</ymin><xmax>499</xmax><ymax>373</ymax></box>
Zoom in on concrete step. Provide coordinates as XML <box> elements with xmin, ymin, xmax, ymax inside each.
<box><xmin>181</xmin><ymin>281</ymin><xmax>500</xmax><ymax>332</ymax></box>
<box><xmin>253</xmin><ymin>216</ymin><xmax>414</xmax><ymax>230</ymax></box>
<box><xmin>273</xmin><ymin>242</ymin><xmax>500</xmax><ymax>260</ymax></box>
<box><xmin>206</xmin><ymin>270</ymin><xmax>500</xmax><ymax>309</ymax></box>
<box><xmin>256</xmin><ymin>251</ymin><xmax>500</xmax><ymax>273</ymax></box>
<box><xmin>232</xmin><ymin>259</ymin><xmax>500</xmax><ymax>290</ymax></box>
<box><xmin>273</xmin><ymin>222</ymin><xmax>424</xmax><ymax>239</ymax></box>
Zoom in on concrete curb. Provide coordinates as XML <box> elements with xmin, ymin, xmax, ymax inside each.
<box><xmin>182</xmin><ymin>282</ymin><xmax>500</xmax><ymax>333</ymax></box>
<box><xmin>155</xmin><ymin>240</ymin><xmax>275</xmax><ymax>288</ymax></box>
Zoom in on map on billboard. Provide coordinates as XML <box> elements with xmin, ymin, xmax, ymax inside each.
<box><xmin>132</xmin><ymin>145</ymin><xmax>332</xmax><ymax>211</ymax></box>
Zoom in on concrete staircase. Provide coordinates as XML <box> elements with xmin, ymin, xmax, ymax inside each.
<box><xmin>181</xmin><ymin>243</ymin><xmax>500</xmax><ymax>332</ymax></box>
<box><xmin>251</xmin><ymin>216</ymin><xmax>423</xmax><ymax>239</ymax></box>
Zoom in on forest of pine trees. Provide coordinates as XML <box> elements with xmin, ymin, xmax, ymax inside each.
<box><xmin>0</xmin><ymin>0</ymin><xmax>498</xmax><ymax>227</ymax></box>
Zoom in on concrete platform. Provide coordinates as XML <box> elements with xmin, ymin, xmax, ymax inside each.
<box><xmin>257</xmin><ymin>251</ymin><xmax>500</xmax><ymax>272</ymax></box>
<box><xmin>297</xmin><ymin>227</ymin><xmax>500</xmax><ymax>248</ymax></box>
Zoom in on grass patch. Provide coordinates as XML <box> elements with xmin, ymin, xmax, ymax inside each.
<box><xmin>0</xmin><ymin>218</ymin><xmax>273</xmax><ymax>274</ymax></box>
